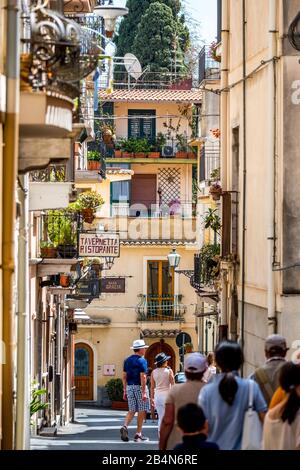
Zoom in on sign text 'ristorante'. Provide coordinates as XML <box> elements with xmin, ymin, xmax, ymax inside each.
<box><xmin>79</xmin><ymin>233</ymin><xmax>120</xmax><ymax>257</ymax></box>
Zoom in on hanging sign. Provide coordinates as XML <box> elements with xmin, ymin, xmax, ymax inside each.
<box><xmin>79</xmin><ymin>232</ymin><xmax>120</xmax><ymax>257</ymax></box>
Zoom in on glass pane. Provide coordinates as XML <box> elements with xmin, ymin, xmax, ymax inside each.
<box><xmin>75</xmin><ymin>348</ymin><xmax>90</xmax><ymax>377</ymax></box>
<box><xmin>111</xmin><ymin>181</ymin><xmax>130</xmax><ymax>202</ymax></box>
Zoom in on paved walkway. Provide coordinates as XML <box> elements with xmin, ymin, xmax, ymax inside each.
<box><xmin>31</xmin><ymin>406</ymin><xmax>159</xmax><ymax>451</ymax></box>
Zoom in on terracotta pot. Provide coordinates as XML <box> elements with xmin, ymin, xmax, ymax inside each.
<box><xmin>176</xmin><ymin>151</ymin><xmax>188</xmax><ymax>159</ymax></box>
<box><xmin>149</xmin><ymin>152</ymin><xmax>160</xmax><ymax>158</ymax></box>
<box><xmin>114</xmin><ymin>150</ymin><xmax>122</xmax><ymax>158</ymax></box>
<box><xmin>60</xmin><ymin>274</ymin><xmax>70</xmax><ymax>288</ymax></box>
<box><xmin>81</xmin><ymin>208</ymin><xmax>95</xmax><ymax>224</ymax></box>
<box><xmin>40</xmin><ymin>247</ymin><xmax>57</xmax><ymax>259</ymax></box>
<box><xmin>187</xmin><ymin>152</ymin><xmax>196</xmax><ymax>159</ymax></box>
<box><xmin>134</xmin><ymin>152</ymin><xmax>146</xmax><ymax>158</ymax></box>
<box><xmin>122</xmin><ymin>152</ymin><xmax>133</xmax><ymax>158</ymax></box>
<box><xmin>87</xmin><ymin>160</ymin><xmax>100</xmax><ymax>171</ymax></box>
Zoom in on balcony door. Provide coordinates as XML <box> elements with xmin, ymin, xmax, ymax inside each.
<box><xmin>147</xmin><ymin>261</ymin><xmax>174</xmax><ymax>320</ymax></box>
<box><xmin>131</xmin><ymin>174</ymin><xmax>157</xmax><ymax>215</ymax></box>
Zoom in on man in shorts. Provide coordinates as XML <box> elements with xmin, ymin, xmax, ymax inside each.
<box><xmin>120</xmin><ymin>339</ymin><xmax>150</xmax><ymax>442</ymax></box>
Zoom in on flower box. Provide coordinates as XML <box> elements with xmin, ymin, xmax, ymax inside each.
<box><xmin>114</xmin><ymin>150</ymin><xmax>122</xmax><ymax>158</ymax></box>
<box><xmin>149</xmin><ymin>152</ymin><xmax>160</xmax><ymax>158</ymax></box>
<box><xmin>87</xmin><ymin>161</ymin><xmax>100</xmax><ymax>171</ymax></box>
<box><xmin>176</xmin><ymin>151</ymin><xmax>188</xmax><ymax>159</ymax></box>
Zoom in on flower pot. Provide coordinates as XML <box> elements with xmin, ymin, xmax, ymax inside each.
<box><xmin>57</xmin><ymin>244</ymin><xmax>77</xmax><ymax>259</ymax></box>
<box><xmin>114</xmin><ymin>150</ymin><xmax>122</xmax><ymax>158</ymax></box>
<box><xmin>81</xmin><ymin>208</ymin><xmax>95</xmax><ymax>224</ymax></box>
<box><xmin>40</xmin><ymin>246</ymin><xmax>57</xmax><ymax>259</ymax></box>
<box><xmin>122</xmin><ymin>152</ymin><xmax>133</xmax><ymax>158</ymax></box>
<box><xmin>87</xmin><ymin>161</ymin><xmax>100</xmax><ymax>171</ymax></box>
<box><xmin>60</xmin><ymin>274</ymin><xmax>70</xmax><ymax>288</ymax></box>
<box><xmin>187</xmin><ymin>152</ymin><xmax>196</xmax><ymax>159</ymax></box>
<box><xmin>149</xmin><ymin>152</ymin><xmax>160</xmax><ymax>158</ymax></box>
<box><xmin>134</xmin><ymin>152</ymin><xmax>146</xmax><ymax>158</ymax></box>
<box><xmin>209</xmin><ymin>188</ymin><xmax>222</xmax><ymax>201</ymax></box>
<box><xmin>176</xmin><ymin>151</ymin><xmax>188</xmax><ymax>159</ymax></box>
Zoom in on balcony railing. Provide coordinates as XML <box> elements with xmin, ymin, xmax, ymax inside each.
<box><xmin>111</xmin><ymin>70</ymin><xmax>195</xmax><ymax>90</ymax></box>
<box><xmin>29</xmin><ymin>164</ymin><xmax>67</xmax><ymax>183</ymax></box>
<box><xmin>198</xmin><ymin>46</ymin><xmax>221</xmax><ymax>85</ymax></box>
<box><xmin>106</xmin><ymin>137</ymin><xmax>197</xmax><ymax>160</ymax></box>
<box><xmin>199</xmin><ymin>144</ymin><xmax>220</xmax><ymax>183</ymax></box>
<box><xmin>111</xmin><ymin>201</ymin><xmax>196</xmax><ymax>219</ymax></box>
<box><xmin>191</xmin><ymin>246</ymin><xmax>220</xmax><ymax>291</ymax></box>
<box><xmin>38</xmin><ymin>211</ymin><xmax>83</xmax><ymax>259</ymax></box>
<box><xmin>136</xmin><ymin>295</ymin><xmax>186</xmax><ymax>322</ymax></box>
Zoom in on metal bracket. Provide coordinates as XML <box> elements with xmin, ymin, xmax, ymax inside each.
<box><xmin>175</xmin><ymin>269</ymin><xmax>194</xmax><ymax>279</ymax></box>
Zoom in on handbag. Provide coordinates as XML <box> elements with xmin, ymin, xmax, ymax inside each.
<box><xmin>241</xmin><ymin>380</ymin><xmax>263</xmax><ymax>450</ymax></box>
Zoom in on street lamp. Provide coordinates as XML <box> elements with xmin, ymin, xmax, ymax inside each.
<box><xmin>168</xmin><ymin>248</ymin><xmax>181</xmax><ymax>269</ymax></box>
<box><xmin>103</xmin><ymin>256</ymin><xmax>115</xmax><ymax>270</ymax></box>
<box><xmin>94</xmin><ymin>3</ymin><xmax>129</xmax><ymax>38</ymax></box>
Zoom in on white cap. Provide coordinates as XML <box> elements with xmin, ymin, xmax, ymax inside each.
<box><xmin>130</xmin><ymin>339</ymin><xmax>149</xmax><ymax>350</ymax></box>
<box><xmin>184</xmin><ymin>353</ymin><xmax>208</xmax><ymax>373</ymax></box>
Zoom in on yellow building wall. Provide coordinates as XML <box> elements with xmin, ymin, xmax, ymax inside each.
<box><xmin>76</xmin><ymin>245</ymin><xmax>198</xmax><ymax>387</ymax></box>
<box><xmin>114</xmin><ymin>102</ymin><xmax>193</xmax><ymax>139</ymax></box>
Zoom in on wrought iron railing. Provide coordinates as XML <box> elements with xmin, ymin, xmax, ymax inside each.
<box><xmin>199</xmin><ymin>144</ymin><xmax>220</xmax><ymax>183</ymax></box>
<box><xmin>198</xmin><ymin>46</ymin><xmax>221</xmax><ymax>85</ymax></box>
<box><xmin>112</xmin><ymin>70</ymin><xmax>195</xmax><ymax>90</ymax></box>
<box><xmin>136</xmin><ymin>295</ymin><xmax>186</xmax><ymax>322</ymax></box>
<box><xmin>110</xmin><ymin>200</ymin><xmax>196</xmax><ymax>219</ymax></box>
<box><xmin>29</xmin><ymin>164</ymin><xmax>67</xmax><ymax>183</ymax></box>
<box><xmin>192</xmin><ymin>246</ymin><xmax>220</xmax><ymax>291</ymax></box>
<box><xmin>39</xmin><ymin>211</ymin><xmax>83</xmax><ymax>259</ymax></box>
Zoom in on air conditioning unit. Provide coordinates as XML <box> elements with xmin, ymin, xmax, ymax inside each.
<box><xmin>161</xmin><ymin>145</ymin><xmax>174</xmax><ymax>158</ymax></box>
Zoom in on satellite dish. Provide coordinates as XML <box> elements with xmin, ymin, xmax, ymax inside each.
<box><xmin>124</xmin><ymin>53</ymin><xmax>143</xmax><ymax>80</ymax></box>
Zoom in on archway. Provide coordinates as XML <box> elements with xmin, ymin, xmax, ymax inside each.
<box><xmin>75</xmin><ymin>343</ymin><xmax>94</xmax><ymax>401</ymax></box>
<box><xmin>145</xmin><ymin>340</ymin><xmax>176</xmax><ymax>373</ymax></box>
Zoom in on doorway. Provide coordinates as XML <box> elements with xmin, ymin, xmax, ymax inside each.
<box><xmin>147</xmin><ymin>260</ymin><xmax>174</xmax><ymax>320</ymax></box>
<box><xmin>145</xmin><ymin>341</ymin><xmax>176</xmax><ymax>373</ymax></box>
<box><xmin>75</xmin><ymin>343</ymin><xmax>94</xmax><ymax>401</ymax></box>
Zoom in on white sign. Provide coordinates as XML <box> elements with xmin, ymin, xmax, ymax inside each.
<box><xmin>79</xmin><ymin>233</ymin><xmax>120</xmax><ymax>257</ymax></box>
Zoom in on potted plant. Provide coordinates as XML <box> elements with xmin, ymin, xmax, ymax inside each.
<box><xmin>175</xmin><ymin>133</ymin><xmax>189</xmax><ymax>158</ymax></box>
<box><xmin>105</xmin><ymin>378</ymin><xmax>128</xmax><ymax>411</ymax></box>
<box><xmin>114</xmin><ymin>141</ymin><xmax>122</xmax><ymax>158</ymax></box>
<box><xmin>30</xmin><ymin>381</ymin><xmax>49</xmax><ymax>435</ymax></box>
<box><xmin>47</xmin><ymin>210</ymin><xmax>78</xmax><ymax>259</ymax></box>
<box><xmin>75</xmin><ymin>191</ymin><xmax>104</xmax><ymax>224</ymax></box>
<box><xmin>40</xmin><ymin>241</ymin><xmax>57</xmax><ymax>259</ymax></box>
<box><xmin>134</xmin><ymin>138</ymin><xmax>151</xmax><ymax>158</ymax></box>
<box><xmin>60</xmin><ymin>273</ymin><xmax>70</xmax><ymax>288</ymax></box>
<box><xmin>87</xmin><ymin>151</ymin><xmax>101</xmax><ymax>171</ymax></box>
<box><xmin>209</xmin><ymin>41</ymin><xmax>221</xmax><ymax>63</ymax></box>
<box><xmin>209</xmin><ymin>182</ymin><xmax>223</xmax><ymax>201</ymax></box>
<box><xmin>155</xmin><ymin>132</ymin><xmax>167</xmax><ymax>157</ymax></box>
<box><xmin>120</xmin><ymin>138</ymin><xmax>134</xmax><ymax>158</ymax></box>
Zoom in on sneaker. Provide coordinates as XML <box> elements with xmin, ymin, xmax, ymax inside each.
<box><xmin>134</xmin><ymin>433</ymin><xmax>149</xmax><ymax>442</ymax></box>
<box><xmin>120</xmin><ymin>425</ymin><xmax>129</xmax><ymax>442</ymax></box>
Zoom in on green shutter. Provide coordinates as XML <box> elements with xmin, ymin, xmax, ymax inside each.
<box><xmin>128</xmin><ymin>109</ymin><xmax>156</xmax><ymax>140</ymax></box>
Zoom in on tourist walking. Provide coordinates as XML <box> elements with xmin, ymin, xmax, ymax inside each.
<box><xmin>150</xmin><ymin>353</ymin><xmax>174</xmax><ymax>436</ymax></box>
<box><xmin>159</xmin><ymin>353</ymin><xmax>208</xmax><ymax>450</ymax></box>
<box><xmin>263</xmin><ymin>362</ymin><xmax>300</xmax><ymax>450</ymax></box>
<box><xmin>198</xmin><ymin>340</ymin><xmax>267</xmax><ymax>450</ymax></box>
<box><xmin>250</xmin><ymin>334</ymin><xmax>288</xmax><ymax>406</ymax></box>
<box><xmin>203</xmin><ymin>352</ymin><xmax>217</xmax><ymax>383</ymax></box>
<box><xmin>120</xmin><ymin>339</ymin><xmax>150</xmax><ymax>443</ymax></box>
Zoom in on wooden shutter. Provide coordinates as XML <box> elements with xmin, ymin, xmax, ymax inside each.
<box><xmin>128</xmin><ymin>110</ymin><xmax>156</xmax><ymax>139</ymax></box>
<box><xmin>221</xmin><ymin>192</ymin><xmax>231</xmax><ymax>258</ymax></box>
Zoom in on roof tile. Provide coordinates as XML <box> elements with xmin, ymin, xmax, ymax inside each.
<box><xmin>99</xmin><ymin>88</ymin><xmax>202</xmax><ymax>104</ymax></box>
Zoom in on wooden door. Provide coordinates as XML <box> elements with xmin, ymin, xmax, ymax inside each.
<box><xmin>131</xmin><ymin>174</ymin><xmax>157</xmax><ymax>213</ymax></box>
<box><xmin>75</xmin><ymin>343</ymin><xmax>93</xmax><ymax>401</ymax></box>
<box><xmin>147</xmin><ymin>261</ymin><xmax>174</xmax><ymax>320</ymax></box>
<box><xmin>145</xmin><ymin>342</ymin><xmax>176</xmax><ymax>373</ymax></box>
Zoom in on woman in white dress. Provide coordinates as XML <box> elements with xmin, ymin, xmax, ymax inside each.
<box><xmin>150</xmin><ymin>353</ymin><xmax>175</xmax><ymax>436</ymax></box>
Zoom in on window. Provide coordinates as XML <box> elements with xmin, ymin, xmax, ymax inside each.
<box><xmin>147</xmin><ymin>261</ymin><xmax>174</xmax><ymax>319</ymax></box>
<box><xmin>128</xmin><ymin>109</ymin><xmax>156</xmax><ymax>140</ymax></box>
<box><xmin>111</xmin><ymin>181</ymin><xmax>130</xmax><ymax>203</ymax></box>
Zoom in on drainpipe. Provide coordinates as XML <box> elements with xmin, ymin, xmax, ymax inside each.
<box><xmin>220</xmin><ymin>0</ymin><xmax>229</xmax><ymax>329</ymax></box>
<box><xmin>16</xmin><ymin>175</ymin><xmax>30</xmax><ymax>449</ymax></box>
<box><xmin>2</xmin><ymin>0</ymin><xmax>20</xmax><ymax>449</ymax></box>
<box><xmin>267</xmin><ymin>0</ymin><xmax>277</xmax><ymax>335</ymax></box>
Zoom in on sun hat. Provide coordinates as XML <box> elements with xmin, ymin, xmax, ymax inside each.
<box><xmin>184</xmin><ymin>353</ymin><xmax>207</xmax><ymax>373</ymax></box>
<box><xmin>130</xmin><ymin>339</ymin><xmax>149</xmax><ymax>350</ymax></box>
<box><xmin>154</xmin><ymin>352</ymin><xmax>171</xmax><ymax>366</ymax></box>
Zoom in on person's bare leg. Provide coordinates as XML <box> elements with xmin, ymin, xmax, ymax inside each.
<box><xmin>137</xmin><ymin>411</ymin><xmax>146</xmax><ymax>434</ymax></box>
<box><xmin>124</xmin><ymin>411</ymin><xmax>135</xmax><ymax>427</ymax></box>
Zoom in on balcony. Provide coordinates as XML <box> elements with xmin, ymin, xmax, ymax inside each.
<box><xmin>29</xmin><ymin>165</ymin><xmax>75</xmax><ymax>211</ymax></box>
<box><xmin>191</xmin><ymin>246</ymin><xmax>220</xmax><ymax>301</ymax></box>
<box><xmin>198</xmin><ymin>46</ymin><xmax>221</xmax><ymax>85</ymax></box>
<box><xmin>35</xmin><ymin>211</ymin><xmax>83</xmax><ymax>275</ymax></box>
<box><xmin>105</xmin><ymin>137</ymin><xmax>197</xmax><ymax>163</ymax></box>
<box><xmin>63</xmin><ymin>0</ymin><xmax>97</xmax><ymax>14</ymax></box>
<box><xmin>199</xmin><ymin>144</ymin><xmax>220</xmax><ymax>184</ymax></box>
<box><xmin>97</xmin><ymin>207</ymin><xmax>197</xmax><ymax>245</ymax></box>
<box><xmin>111</xmin><ymin>70</ymin><xmax>195</xmax><ymax>91</ymax></box>
<box><xmin>136</xmin><ymin>295</ymin><xmax>186</xmax><ymax>322</ymax></box>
